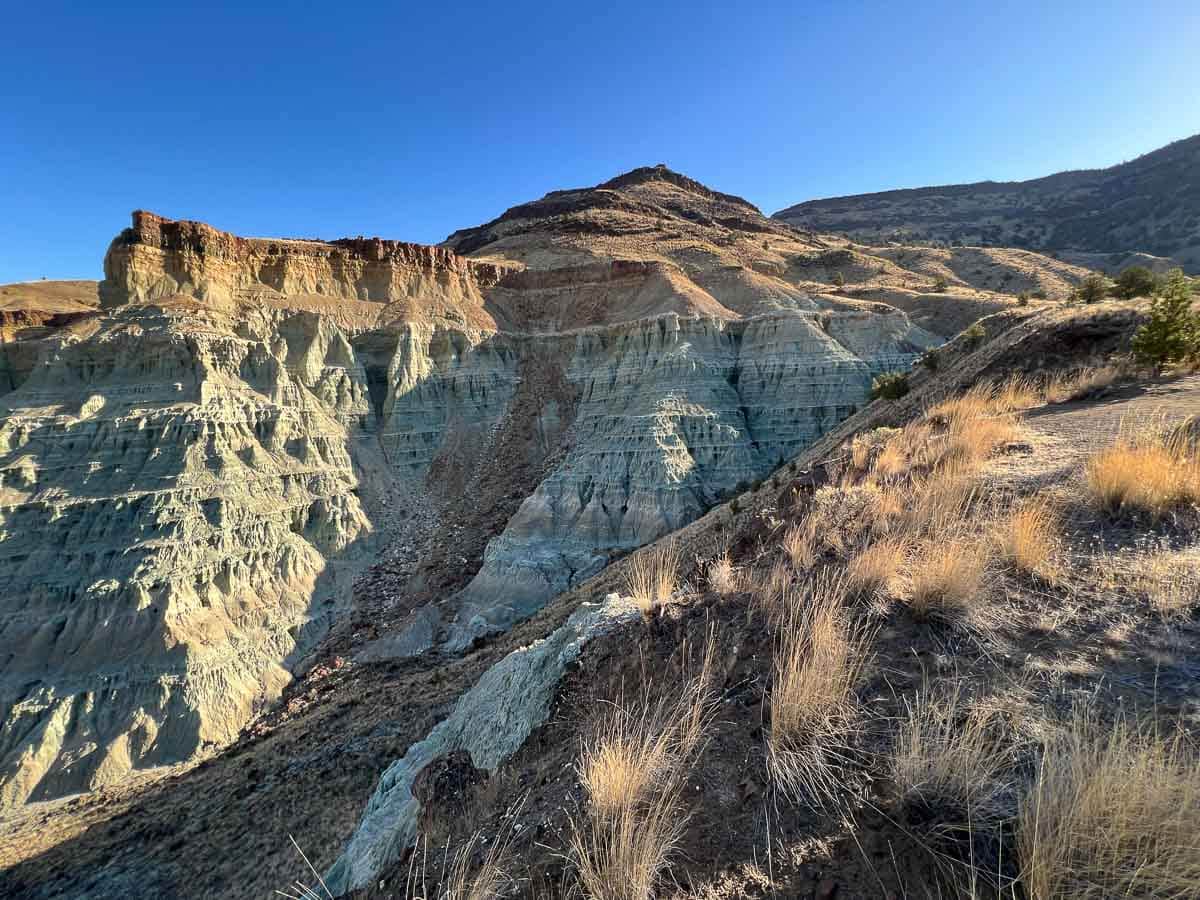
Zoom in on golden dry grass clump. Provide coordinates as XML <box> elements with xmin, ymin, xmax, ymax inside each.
<box><xmin>767</xmin><ymin>576</ymin><xmax>872</xmax><ymax>804</ymax></box>
<box><xmin>570</xmin><ymin>647</ymin><xmax>716</xmax><ymax>900</ymax></box>
<box><xmin>902</xmin><ymin>537</ymin><xmax>992</xmax><ymax>629</ymax></box>
<box><xmin>706</xmin><ymin>553</ymin><xmax>738</xmax><ymax>595</ymax></box>
<box><xmin>844</xmin><ymin>535</ymin><xmax>908</xmax><ymax>601</ymax></box>
<box><xmin>1018</xmin><ymin>711</ymin><xmax>1200</xmax><ymax>900</ymax></box>
<box><xmin>1085</xmin><ymin>419</ymin><xmax>1200</xmax><ymax>520</ymax></box>
<box><xmin>782</xmin><ymin>519</ymin><xmax>820</xmax><ymax>571</ymax></box>
<box><xmin>623</xmin><ymin>541</ymin><xmax>681</xmax><ymax>618</ymax></box>
<box><xmin>1044</xmin><ymin>363</ymin><xmax>1129</xmax><ymax>404</ymax></box>
<box><xmin>996</xmin><ymin>495</ymin><xmax>1060</xmax><ymax>579</ymax></box>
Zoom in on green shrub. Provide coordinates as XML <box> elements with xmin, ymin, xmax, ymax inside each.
<box><xmin>831</xmin><ymin>271</ymin><xmax>846</xmax><ymax>287</ymax></box>
<box><xmin>1032</xmin><ymin>288</ymin><xmax>1048</xmax><ymax>300</ymax></box>
<box><xmin>1017</xmin><ymin>291</ymin><xmax>1031</xmax><ymax>306</ymax></box>
<box><xmin>933</xmin><ymin>276</ymin><xmax>949</xmax><ymax>292</ymax></box>
<box><xmin>1131</xmin><ymin>269</ymin><xmax>1200</xmax><ymax>365</ymax></box>
<box><xmin>920</xmin><ymin>349</ymin><xmax>940</xmax><ymax>371</ymax></box>
<box><xmin>1113</xmin><ymin>265</ymin><xmax>1161</xmax><ymax>300</ymax></box>
<box><xmin>962</xmin><ymin>321</ymin><xmax>986</xmax><ymax>348</ymax></box>
<box><xmin>870</xmin><ymin>371</ymin><xmax>911</xmax><ymax>401</ymax></box>
<box><xmin>1073</xmin><ymin>273</ymin><xmax>1111</xmax><ymax>304</ymax></box>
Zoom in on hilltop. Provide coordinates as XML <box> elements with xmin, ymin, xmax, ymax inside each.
<box><xmin>775</xmin><ymin>133</ymin><xmax>1200</xmax><ymax>273</ymax></box>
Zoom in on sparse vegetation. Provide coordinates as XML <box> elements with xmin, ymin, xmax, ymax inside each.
<box><xmin>892</xmin><ymin>687</ymin><xmax>1014</xmax><ymax>853</ymax></box>
<box><xmin>996</xmin><ymin>496</ymin><xmax>1058</xmax><ymax>579</ymax></box>
<box><xmin>831</xmin><ymin>271</ymin><xmax>845</xmax><ymax>287</ymax></box>
<box><xmin>1085</xmin><ymin>421</ymin><xmax>1200</xmax><ymax>520</ymax></box>
<box><xmin>623</xmin><ymin>541</ymin><xmax>681</xmax><ymax>618</ymax></box>
<box><xmin>1018</xmin><ymin>710</ymin><xmax>1200</xmax><ymax>900</ymax></box>
<box><xmin>870</xmin><ymin>371</ymin><xmax>910</xmax><ymax>401</ymax></box>
<box><xmin>767</xmin><ymin>577</ymin><xmax>871</xmax><ymax>804</ymax></box>
<box><xmin>844</xmin><ymin>535</ymin><xmax>908</xmax><ymax>600</ymax></box>
<box><xmin>707</xmin><ymin>553</ymin><xmax>737</xmax><ymax>595</ymax></box>
<box><xmin>933</xmin><ymin>276</ymin><xmax>949</xmax><ymax>292</ymax></box>
<box><xmin>902</xmin><ymin>537</ymin><xmax>991</xmax><ymax>629</ymax></box>
<box><xmin>570</xmin><ymin>648</ymin><xmax>715</xmax><ymax>900</ymax></box>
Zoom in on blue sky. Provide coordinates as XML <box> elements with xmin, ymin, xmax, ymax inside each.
<box><xmin>1</xmin><ymin>1</ymin><xmax>1197</xmax><ymax>282</ymax></box>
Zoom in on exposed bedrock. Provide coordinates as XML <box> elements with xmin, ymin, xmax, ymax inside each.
<box><xmin>0</xmin><ymin>204</ymin><xmax>940</xmax><ymax>807</ymax></box>
<box><xmin>448</xmin><ymin>308</ymin><xmax>936</xmax><ymax>644</ymax></box>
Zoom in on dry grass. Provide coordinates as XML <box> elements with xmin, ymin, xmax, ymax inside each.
<box><xmin>755</xmin><ymin>558</ymin><xmax>794</xmax><ymax>616</ymax></box>
<box><xmin>767</xmin><ymin>576</ymin><xmax>872</xmax><ymax>804</ymax></box>
<box><xmin>569</xmin><ymin>644</ymin><xmax>716</xmax><ymax>900</ymax></box>
<box><xmin>996</xmin><ymin>496</ymin><xmax>1059</xmax><ymax>579</ymax></box>
<box><xmin>436</xmin><ymin>831</ymin><xmax>513</xmax><ymax>900</ymax></box>
<box><xmin>1018</xmin><ymin>710</ymin><xmax>1200</xmax><ymax>900</ymax></box>
<box><xmin>993</xmin><ymin>374</ymin><xmax>1041</xmax><ymax>412</ymax></box>
<box><xmin>873</xmin><ymin>438</ymin><xmax>910</xmax><ymax>480</ymax></box>
<box><xmin>1085</xmin><ymin>422</ymin><xmax>1200</xmax><ymax>520</ymax></box>
<box><xmin>926</xmin><ymin>383</ymin><xmax>996</xmax><ymax>427</ymax></box>
<box><xmin>1044</xmin><ymin>363</ymin><xmax>1129</xmax><ymax>404</ymax></box>
<box><xmin>892</xmin><ymin>687</ymin><xmax>1015</xmax><ymax>849</ymax></box>
<box><xmin>707</xmin><ymin>553</ymin><xmax>738</xmax><ymax>595</ymax></box>
<box><xmin>844</xmin><ymin>536</ymin><xmax>908</xmax><ymax>601</ymax></box>
<box><xmin>623</xmin><ymin>541</ymin><xmax>681</xmax><ymax>618</ymax></box>
<box><xmin>903</xmin><ymin>459</ymin><xmax>978</xmax><ymax>536</ymax></box>
<box><xmin>782</xmin><ymin>519</ymin><xmax>820</xmax><ymax>571</ymax></box>
<box><xmin>1132</xmin><ymin>553</ymin><xmax>1200</xmax><ymax>619</ymax></box>
<box><xmin>903</xmin><ymin>538</ymin><xmax>992</xmax><ymax>629</ymax></box>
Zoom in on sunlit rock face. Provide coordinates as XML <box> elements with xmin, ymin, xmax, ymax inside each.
<box><xmin>452</xmin><ymin>308</ymin><xmax>932</xmax><ymax>635</ymax></box>
<box><xmin>0</xmin><ymin>167</ymin><xmax>953</xmax><ymax>805</ymax></box>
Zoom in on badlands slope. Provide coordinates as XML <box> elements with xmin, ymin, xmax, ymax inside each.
<box><xmin>0</xmin><ymin>166</ymin><xmax>1091</xmax><ymax>823</ymax></box>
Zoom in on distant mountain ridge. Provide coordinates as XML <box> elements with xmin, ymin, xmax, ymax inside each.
<box><xmin>773</xmin><ymin>133</ymin><xmax>1200</xmax><ymax>273</ymax></box>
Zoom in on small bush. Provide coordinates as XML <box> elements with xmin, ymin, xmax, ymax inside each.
<box><xmin>870</xmin><ymin>371</ymin><xmax>910</xmax><ymax>401</ymax></box>
<box><xmin>1130</xmin><ymin>269</ymin><xmax>1200</xmax><ymax>366</ymax></box>
<box><xmin>1072</xmin><ymin>273</ymin><xmax>1110</xmax><ymax>304</ymax></box>
<box><xmin>1017</xmin><ymin>291</ymin><xmax>1031</xmax><ymax>306</ymax></box>
<box><xmin>1112</xmin><ymin>265</ymin><xmax>1160</xmax><ymax>300</ymax></box>
<box><xmin>830</xmin><ymin>271</ymin><xmax>845</xmax><ymax>287</ymax></box>
<box><xmin>933</xmin><ymin>276</ymin><xmax>949</xmax><ymax>292</ymax></box>
<box><xmin>962</xmin><ymin>321</ymin><xmax>986</xmax><ymax>348</ymax></box>
<box><xmin>920</xmin><ymin>348</ymin><xmax>940</xmax><ymax>371</ymax></box>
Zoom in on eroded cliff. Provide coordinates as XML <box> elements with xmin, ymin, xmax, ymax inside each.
<box><xmin>4</xmin><ymin>165</ymin><xmax>1062</xmax><ymax>808</ymax></box>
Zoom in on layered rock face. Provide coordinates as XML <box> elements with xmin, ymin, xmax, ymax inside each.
<box><xmin>0</xmin><ymin>167</ymin><xmax>957</xmax><ymax>806</ymax></box>
<box><xmin>453</xmin><ymin>309</ymin><xmax>932</xmax><ymax>638</ymax></box>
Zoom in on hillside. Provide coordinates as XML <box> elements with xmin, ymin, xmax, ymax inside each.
<box><xmin>1</xmin><ymin>166</ymin><xmax>1184</xmax><ymax>900</ymax></box>
<box><xmin>775</xmin><ymin>133</ymin><xmax>1200</xmax><ymax>273</ymax></box>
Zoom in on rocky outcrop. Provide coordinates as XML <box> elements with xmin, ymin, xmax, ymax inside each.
<box><xmin>450</xmin><ymin>309</ymin><xmax>934</xmax><ymax>642</ymax></box>
<box><xmin>1</xmin><ymin>169</ymin><xmax>952</xmax><ymax>807</ymax></box>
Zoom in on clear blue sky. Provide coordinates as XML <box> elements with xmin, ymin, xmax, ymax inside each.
<box><xmin>2</xmin><ymin>0</ymin><xmax>1197</xmax><ymax>282</ymax></box>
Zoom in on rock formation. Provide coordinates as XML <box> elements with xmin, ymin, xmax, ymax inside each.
<box><xmin>1</xmin><ymin>164</ymin><xmax>1086</xmax><ymax>808</ymax></box>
